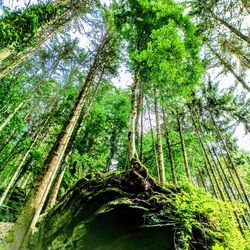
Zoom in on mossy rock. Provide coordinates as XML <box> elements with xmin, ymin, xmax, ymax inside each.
<box><xmin>32</xmin><ymin>164</ymin><xmax>227</xmax><ymax>250</ymax></box>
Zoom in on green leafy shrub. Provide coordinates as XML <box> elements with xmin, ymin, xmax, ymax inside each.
<box><xmin>170</xmin><ymin>181</ymin><xmax>250</xmax><ymax>249</ymax></box>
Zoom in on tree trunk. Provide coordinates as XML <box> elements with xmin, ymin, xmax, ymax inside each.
<box><xmin>128</xmin><ymin>66</ymin><xmax>139</xmax><ymax>160</ymax></box>
<box><xmin>134</xmin><ymin>82</ymin><xmax>142</xmax><ymax>150</ymax></box>
<box><xmin>208</xmin><ymin>147</ymin><xmax>230</xmax><ymax>198</ymax></box>
<box><xmin>162</xmin><ymin>109</ymin><xmax>177</xmax><ymax>185</ymax></box>
<box><xmin>212</xmin><ymin>147</ymin><xmax>250</xmax><ymax>224</ymax></box>
<box><xmin>219</xmin><ymin>147</ymin><xmax>246</xmax><ymax>203</ymax></box>
<box><xmin>19</xmin><ymin>172</ymin><xmax>32</xmax><ymax>190</ymax></box>
<box><xmin>146</xmin><ymin>102</ymin><xmax>160</xmax><ymax>179</ymax></box>
<box><xmin>0</xmin><ymin>111</ymin><xmax>52</xmax><ymax>206</ymax></box>
<box><xmin>176</xmin><ymin>107</ymin><xmax>191</xmax><ymax>181</ymax></box>
<box><xmin>154</xmin><ymin>89</ymin><xmax>166</xmax><ymax>184</ymax></box>
<box><xmin>0</xmin><ymin>99</ymin><xmax>40</xmax><ymax>155</ymax></box>
<box><xmin>10</xmin><ymin>31</ymin><xmax>113</xmax><ymax>250</ymax></box>
<box><xmin>189</xmin><ymin>107</ymin><xmax>225</xmax><ymax>200</ymax></box>
<box><xmin>204</xmin><ymin>163</ymin><xmax>218</xmax><ymax>198</ymax></box>
<box><xmin>0</xmin><ymin>57</ymin><xmax>61</xmax><ymax>132</ymax></box>
<box><xmin>0</xmin><ymin>130</ymin><xmax>29</xmax><ymax>174</ymax></box>
<box><xmin>139</xmin><ymin>83</ymin><xmax>144</xmax><ymax>162</ymax></box>
<box><xmin>46</xmin><ymin>162</ymin><xmax>67</xmax><ymax>209</ymax></box>
<box><xmin>198</xmin><ymin>169</ymin><xmax>207</xmax><ymax>192</ymax></box>
<box><xmin>47</xmin><ymin>73</ymin><xmax>103</xmax><ymax>208</ymax></box>
<box><xmin>209</xmin><ymin>111</ymin><xmax>250</xmax><ymax>207</ymax></box>
<box><xmin>0</xmin><ymin>0</ymin><xmax>90</xmax><ymax>80</ymax></box>
<box><xmin>208</xmin><ymin>147</ymin><xmax>247</xmax><ymax>233</ymax></box>
<box><xmin>210</xmin><ymin>12</ymin><xmax>250</xmax><ymax>45</ymax></box>
<box><xmin>206</xmin><ymin>42</ymin><xmax>250</xmax><ymax>92</ymax></box>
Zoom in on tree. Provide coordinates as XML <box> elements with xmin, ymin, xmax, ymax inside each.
<box><xmin>10</xmin><ymin>30</ymin><xmax>116</xmax><ymax>249</ymax></box>
<box><xmin>0</xmin><ymin>0</ymin><xmax>95</xmax><ymax>80</ymax></box>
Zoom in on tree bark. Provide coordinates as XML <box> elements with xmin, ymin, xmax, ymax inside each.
<box><xmin>0</xmin><ymin>57</ymin><xmax>61</xmax><ymax>132</ymax></box>
<box><xmin>210</xmin><ymin>12</ymin><xmax>250</xmax><ymax>45</ymax></box>
<box><xmin>10</xmin><ymin>31</ymin><xmax>113</xmax><ymax>250</ymax></box>
<box><xmin>128</xmin><ymin>66</ymin><xmax>139</xmax><ymax>160</ymax></box>
<box><xmin>206</xmin><ymin>42</ymin><xmax>250</xmax><ymax>92</ymax></box>
<box><xmin>146</xmin><ymin>102</ymin><xmax>160</xmax><ymax>179</ymax></box>
<box><xmin>47</xmin><ymin>73</ymin><xmax>103</xmax><ymax>208</ymax></box>
<box><xmin>189</xmin><ymin>107</ymin><xmax>225</xmax><ymax>200</ymax></box>
<box><xmin>209</xmin><ymin>111</ymin><xmax>250</xmax><ymax>207</ymax></box>
<box><xmin>154</xmin><ymin>89</ymin><xmax>166</xmax><ymax>184</ymax></box>
<box><xmin>162</xmin><ymin>109</ymin><xmax>177</xmax><ymax>185</ymax></box>
<box><xmin>176</xmin><ymin>107</ymin><xmax>191</xmax><ymax>181</ymax></box>
<box><xmin>0</xmin><ymin>0</ymin><xmax>90</xmax><ymax>80</ymax></box>
<box><xmin>0</xmin><ymin>114</ymin><xmax>50</xmax><ymax>206</ymax></box>
<box><xmin>139</xmin><ymin>83</ymin><xmax>144</xmax><ymax>162</ymax></box>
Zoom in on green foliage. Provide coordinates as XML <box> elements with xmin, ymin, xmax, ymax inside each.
<box><xmin>171</xmin><ymin>181</ymin><xmax>250</xmax><ymax>249</ymax></box>
<box><xmin>64</xmin><ymin>83</ymin><xmax>130</xmax><ymax>184</ymax></box>
<box><xmin>0</xmin><ymin>3</ymin><xmax>62</xmax><ymax>51</ymax></box>
<box><xmin>113</xmin><ymin>0</ymin><xmax>203</xmax><ymax>104</ymax></box>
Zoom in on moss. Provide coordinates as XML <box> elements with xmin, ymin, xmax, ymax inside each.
<box><xmin>31</xmin><ymin>163</ymin><xmax>249</xmax><ymax>250</ymax></box>
<box><xmin>3</xmin><ymin>228</ymin><xmax>14</xmax><ymax>244</ymax></box>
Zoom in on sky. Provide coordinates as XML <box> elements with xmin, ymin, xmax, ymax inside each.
<box><xmin>1</xmin><ymin>0</ymin><xmax>249</xmax><ymax>151</ymax></box>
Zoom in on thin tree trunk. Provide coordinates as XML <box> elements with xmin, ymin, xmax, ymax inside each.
<box><xmin>212</xmin><ymin>147</ymin><xmax>250</xmax><ymax>222</ymax></box>
<box><xmin>208</xmin><ymin>147</ymin><xmax>247</xmax><ymax>232</ymax></box>
<box><xmin>0</xmin><ymin>99</ymin><xmax>40</xmax><ymax>155</ymax></box>
<box><xmin>47</xmin><ymin>72</ymin><xmax>103</xmax><ymax>209</ymax></box>
<box><xmin>20</xmin><ymin>172</ymin><xmax>32</xmax><ymax>190</ymax></box>
<box><xmin>139</xmin><ymin>84</ymin><xmax>144</xmax><ymax>162</ymax></box>
<box><xmin>162</xmin><ymin>109</ymin><xmax>177</xmax><ymax>185</ymax></box>
<box><xmin>204</xmin><ymin>163</ymin><xmax>218</xmax><ymax>198</ymax></box>
<box><xmin>209</xmin><ymin>111</ymin><xmax>250</xmax><ymax>207</ymax></box>
<box><xmin>210</xmin><ymin>12</ymin><xmax>250</xmax><ymax>45</ymax></box>
<box><xmin>219</xmin><ymin>147</ymin><xmax>246</xmax><ymax>203</ymax></box>
<box><xmin>189</xmin><ymin>107</ymin><xmax>225</xmax><ymax>200</ymax></box>
<box><xmin>0</xmin><ymin>96</ymin><xmax>58</xmax><ymax>175</ymax></box>
<box><xmin>208</xmin><ymin>147</ymin><xmax>230</xmax><ymax>199</ymax></box>
<box><xmin>11</xmin><ymin>31</ymin><xmax>113</xmax><ymax>250</ymax></box>
<box><xmin>206</xmin><ymin>42</ymin><xmax>250</xmax><ymax>92</ymax></box>
<box><xmin>0</xmin><ymin>57</ymin><xmax>61</xmax><ymax>133</ymax></box>
<box><xmin>208</xmin><ymin>158</ymin><xmax>226</xmax><ymax>201</ymax></box>
<box><xmin>162</xmin><ymin>110</ymin><xmax>177</xmax><ymax>185</ymax></box>
<box><xmin>154</xmin><ymin>89</ymin><xmax>166</xmax><ymax>184</ymax></box>
<box><xmin>0</xmin><ymin>114</ymin><xmax>50</xmax><ymax>206</ymax></box>
<box><xmin>198</xmin><ymin>169</ymin><xmax>207</xmax><ymax>192</ymax></box>
<box><xmin>176</xmin><ymin>107</ymin><xmax>191</xmax><ymax>181</ymax></box>
<box><xmin>0</xmin><ymin>130</ymin><xmax>29</xmax><ymax>174</ymax></box>
<box><xmin>0</xmin><ymin>0</ymin><xmax>89</xmax><ymax>80</ymax></box>
<box><xmin>128</xmin><ymin>66</ymin><xmax>139</xmax><ymax>160</ymax></box>
<box><xmin>135</xmin><ymin>82</ymin><xmax>141</xmax><ymax>149</ymax></box>
<box><xmin>46</xmin><ymin>162</ymin><xmax>67</xmax><ymax>209</ymax></box>
<box><xmin>146</xmin><ymin>102</ymin><xmax>159</xmax><ymax>179</ymax></box>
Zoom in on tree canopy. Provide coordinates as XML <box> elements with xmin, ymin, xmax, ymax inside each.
<box><xmin>0</xmin><ymin>0</ymin><xmax>249</xmax><ymax>249</ymax></box>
